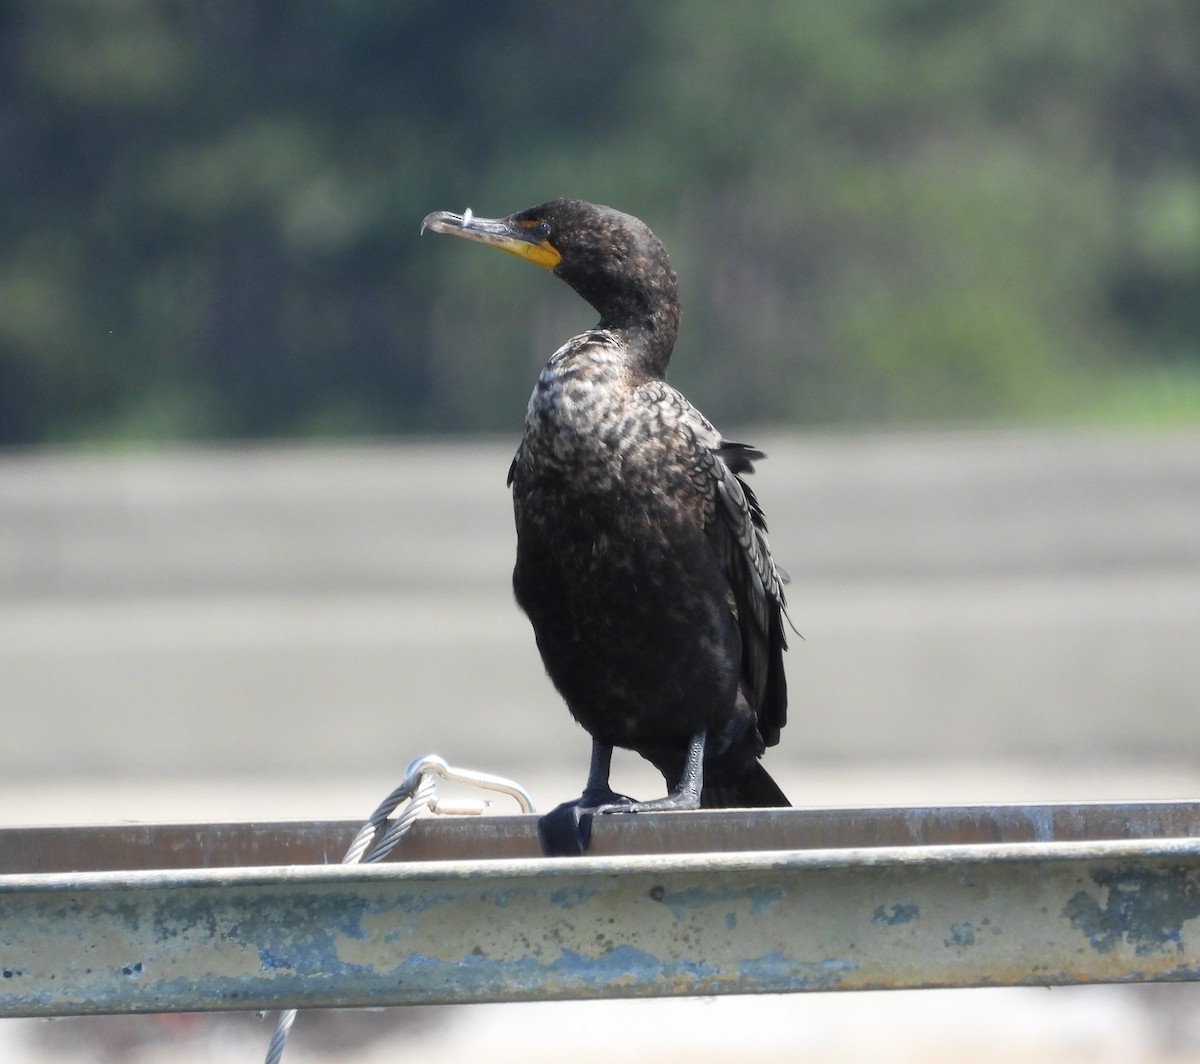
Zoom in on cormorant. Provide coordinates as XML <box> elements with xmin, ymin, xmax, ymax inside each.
<box><xmin>422</xmin><ymin>199</ymin><xmax>790</xmax><ymax>855</ymax></box>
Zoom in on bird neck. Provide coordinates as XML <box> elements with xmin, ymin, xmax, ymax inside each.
<box><xmin>593</xmin><ymin>288</ymin><xmax>680</xmax><ymax>379</ymax></box>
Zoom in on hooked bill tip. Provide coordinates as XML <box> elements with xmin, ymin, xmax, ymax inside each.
<box><xmin>421</xmin><ymin>208</ymin><xmax>474</xmax><ymax>236</ymax></box>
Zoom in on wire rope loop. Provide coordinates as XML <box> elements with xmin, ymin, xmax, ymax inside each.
<box><xmin>263</xmin><ymin>754</ymin><xmax>533</xmax><ymax>1064</ymax></box>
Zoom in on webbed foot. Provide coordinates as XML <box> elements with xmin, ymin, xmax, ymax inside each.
<box><xmin>537</xmin><ymin>788</ymin><xmax>635</xmax><ymax>856</ymax></box>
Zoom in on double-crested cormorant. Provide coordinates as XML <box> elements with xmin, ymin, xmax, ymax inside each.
<box><xmin>422</xmin><ymin>199</ymin><xmax>790</xmax><ymax>855</ymax></box>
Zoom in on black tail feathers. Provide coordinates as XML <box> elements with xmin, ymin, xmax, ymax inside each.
<box><xmin>701</xmin><ymin>762</ymin><xmax>789</xmax><ymax>809</ymax></box>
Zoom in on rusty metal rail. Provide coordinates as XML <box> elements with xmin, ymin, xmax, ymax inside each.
<box><xmin>2</xmin><ymin>802</ymin><xmax>1200</xmax><ymax>1016</ymax></box>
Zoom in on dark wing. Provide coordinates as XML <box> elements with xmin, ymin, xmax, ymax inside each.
<box><xmin>708</xmin><ymin>440</ymin><xmax>790</xmax><ymax>747</ymax></box>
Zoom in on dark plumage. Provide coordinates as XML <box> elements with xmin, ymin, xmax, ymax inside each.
<box><xmin>422</xmin><ymin>199</ymin><xmax>791</xmax><ymax>854</ymax></box>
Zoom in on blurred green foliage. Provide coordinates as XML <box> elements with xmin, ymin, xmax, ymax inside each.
<box><xmin>1</xmin><ymin>0</ymin><xmax>1198</xmax><ymax>444</ymax></box>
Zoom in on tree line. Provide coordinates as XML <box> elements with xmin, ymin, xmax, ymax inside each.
<box><xmin>2</xmin><ymin>0</ymin><xmax>1198</xmax><ymax>445</ymax></box>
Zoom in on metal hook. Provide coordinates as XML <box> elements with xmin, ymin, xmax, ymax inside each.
<box><xmin>403</xmin><ymin>754</ymin><xmax>536</xmax><ymax>815</ymax></box>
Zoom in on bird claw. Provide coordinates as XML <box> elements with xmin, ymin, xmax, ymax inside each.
<box><xmin>594</xmin><ymin>799</ymin><xmax>637</xmax><ymax>816</ymax></box>
<box><xmin>612</xmin><ymin>792</ymin><xmax>701</xmax><ymax>815</ymax></box>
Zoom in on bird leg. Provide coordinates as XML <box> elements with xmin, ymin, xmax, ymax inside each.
<box><xmin>579</xmin><ymin>739</ymin><xmax>638</xmax><ymax>807</ymax></box>
<box><xmin>537</xmin><ymin>739</ymin><xmax>636</xmax><ymax>857</ymax></box>
<box><xmin>537</xmin><ymin>733</ymin><xmax>707</xmax><ymax>856</ymax></box>
<box><xmin>601</xmin><ymin>730</ymin><xmax>706</xmax><ymax>814</ymax></box>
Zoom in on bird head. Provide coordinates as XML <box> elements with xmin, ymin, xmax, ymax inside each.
<box><xmin>422</xmin><ymin>198</ymin><xmax>680</xmax><ymax>350</ymax></box>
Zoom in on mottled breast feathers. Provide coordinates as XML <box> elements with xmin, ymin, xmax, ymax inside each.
<box><xmin>508</xmin><ymin>330</ymin><xmax>789</xmax><ymax>750</ymax></box>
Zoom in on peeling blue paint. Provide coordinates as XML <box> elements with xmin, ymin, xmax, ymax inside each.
<box><xmin>257</xmin><ymin>947</ymin><xmax>293</xmax><ymax>973</ymax></box>
<box><xmin>738</xmin><ymin>951</ymin><xmax>857</xmax><ymax>989</ymax></box>
<box><xmin>395</xmin><ymin>943</ymin><xmax>722</xmax><ymax>993</ymax></box>
<box><xmin>552</xmin><ymin>945</ymin><xmax>720</xmax><ymax>987</ymax></box>
<box><xmin>946</xmin><ymin>922</ymin><xmax>975</xmax><ymax>947</ymax></box>
<box><xmin>656</xmin><ymin>883</ymin><xmax>783</xmax><ymax>921</ymax></box>
<box><xmin>872</xmin><ymin>902</ymin><xmax>919</xmax><ymax>926</ymax></box>
<box><xmin>1064</xmin><ymin>866</ymin><xmax>1200</xmax><ymax>957</ymax></box>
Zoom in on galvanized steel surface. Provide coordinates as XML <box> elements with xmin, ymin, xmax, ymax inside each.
<box><xmin>3</xmin><ymin>806</ymin><xmax>1200</xmax><ymax>1016</ymax></box>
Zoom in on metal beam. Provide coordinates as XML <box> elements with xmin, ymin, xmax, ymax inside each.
<box><xmin>3</xmin><ymin>804</ymin><xmax>1200</xmax><ymax>1016</ymax></box>
<box><xmin>6</xmin><ymin>800</ymin><xmax>1200</xmax><ymax>872</ymax></box>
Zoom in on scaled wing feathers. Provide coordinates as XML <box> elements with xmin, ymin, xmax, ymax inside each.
<box><xmin>711</xmin><ymin>443</ymin><xmax>789</xmax><ymax>742</ymax></box>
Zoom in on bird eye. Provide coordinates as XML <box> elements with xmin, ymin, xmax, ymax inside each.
<box><xmin>534</xmin><ymin>221</ymin><xmax>552</xmax><ymax>240</ymax></box>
